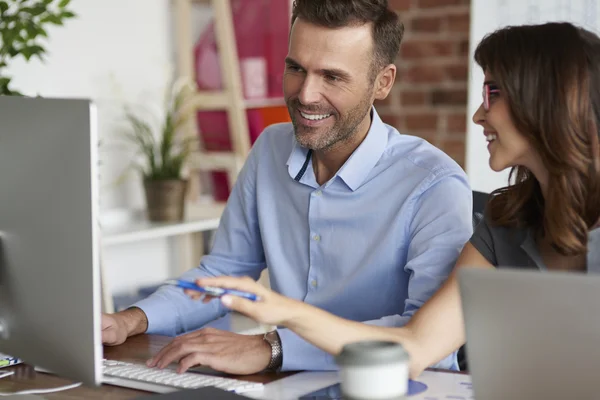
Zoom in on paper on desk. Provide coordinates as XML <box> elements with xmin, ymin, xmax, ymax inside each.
<box><xmin>409</xmin><ymin>370</ymin><xmax>473</xmax><ymax>400</ymax></box>
<box><xmin>247</xmin><ymin>370</ymin><xmax>472</xmax><ymax>400</ymax></box>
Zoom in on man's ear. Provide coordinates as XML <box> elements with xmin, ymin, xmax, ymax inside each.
<box><xmin>373</xmin><ymin>64</ymin><xmax>396</xmax><ymax>101</ymax></box>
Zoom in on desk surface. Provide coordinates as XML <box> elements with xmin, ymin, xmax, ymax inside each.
<box><xmin>0</xmin><ymin>334</ymin><xmax>290</xmax><ymax>399</ymax></box>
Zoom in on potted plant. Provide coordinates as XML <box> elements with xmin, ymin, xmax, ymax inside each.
<box><xmin>0</xmin><ymin>0</ymin><xmax>77</xmax><ymax>95</ymax></box>
<box><xmin>122</xmin><ymin>80</ymin><xmax>196</xmax><ymax>222</ymax></box>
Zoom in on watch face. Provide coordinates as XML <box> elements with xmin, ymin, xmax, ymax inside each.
<box><xmin>265</xmin><ymin>331</ymin><xmax>282</xmax><ymax>350</ymax></box>
<box><xmin>265</xmin><ymin>331</ymin><xmax>276</xmax><ymax>343</ymax></box>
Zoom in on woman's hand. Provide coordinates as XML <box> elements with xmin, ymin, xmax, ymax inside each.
<box><xmin>186</xmin><ymin>276</ymin><xmax>305</xmax><ymax>327</ymax></box>
<box><xmin>185</xmin><ymin>277</ymin><xmax>432</xmax><ymax>379</ymax></box>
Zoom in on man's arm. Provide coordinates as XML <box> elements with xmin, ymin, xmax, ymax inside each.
<box><xmin>102</xmin><ymin>307</ymin><xmax>149</xmax><ymax>345</ymax></box>
<box><xmin>277</xmin><ymin>172</ymin><xmax>473</xmax><ymax>371</ymax></box>
<box><xmin>104</xmin><ymin>137</ymin><xmax>267</xmax><ymax>341</ymax></box>
<box><xmin>362</xmin><ymin>171</ymin><xmax>473</xmax><ymax>368</ymax></box>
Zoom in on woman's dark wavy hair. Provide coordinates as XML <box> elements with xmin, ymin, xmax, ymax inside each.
<box><xmin>475</xmin><ymin>22</ymin><xmax>600</xmax><ymax>256</ymax></box>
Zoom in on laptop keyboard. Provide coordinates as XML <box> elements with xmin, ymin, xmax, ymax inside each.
<box><xmin>102</xmin><ymin>359</ymin><xmax>263</xmax><ymax>393</ymax></box>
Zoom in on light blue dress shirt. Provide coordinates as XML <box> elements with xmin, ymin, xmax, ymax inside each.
<box><xmin>134</xmin><ymin>108</ymin><xmax>473</xmax><ymax>372</ymax></box>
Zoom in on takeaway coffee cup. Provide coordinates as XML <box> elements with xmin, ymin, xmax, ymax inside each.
<box><xmin>335</xmin><ymin>340</ymin><xmax>409</xmax><ymax>399</ymax></box>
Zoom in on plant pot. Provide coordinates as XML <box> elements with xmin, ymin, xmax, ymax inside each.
<box><xmin>143</xmin><ymin>179</ymin><xmax>187</xmax><ymax>222</ymax></box>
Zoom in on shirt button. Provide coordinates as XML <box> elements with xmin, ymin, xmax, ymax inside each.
<box><xmin>313</xmin><ymin>234</ymin><xmax>321</xmax><ymax>241</ymax></box>
<box><xmin>314</xmin><ymin>190</ymin><xmax>322</xmax><ymax>196</ymax></box>
<box><xmin>311</xmin><ymin>280</ymin><xmax>318</xmax><ymax>288</ymax></box>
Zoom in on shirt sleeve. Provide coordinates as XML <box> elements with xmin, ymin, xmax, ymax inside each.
<box><xmin>133</xmin><ymin>137</ymin><xmax>267</xmax><ymax>336</ymax></box>
<box><xmin>469</xmin><ymin>216</ymin><xmax>497</xmax><ymax>266</ymax></box>
<box><xmin>278</xmin><ymin>170</ymin><xmax>473</xmax><ymax>372</ymax></box>
<box><xmin>399</xmin><ymin>170</ymin><xmax>473</xmax><ymax>322</ymax></box>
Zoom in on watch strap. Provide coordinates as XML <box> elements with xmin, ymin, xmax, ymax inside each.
<box><xmin>263</xmin><ymin>330</ymin><xmax>283</xmax><ymax>371</ymax></box>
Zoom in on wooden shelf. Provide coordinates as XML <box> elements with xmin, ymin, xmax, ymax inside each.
<box><xmin>100</xmin><ymin>0</ymin><xmax>291</xmax><ymax>313</ymax></box>
<box><xmin>174</xmin><ymin>0</ymin><xmax>293</xmax><ymax>189</ymax></box>
<box><xmin>187</xmin><ymin>151</ymin><xmax>239</xmax><ymax>170</ymax></box>
<box><xmin>244</xmin><ymin>97</ymin><xmax>286</xmax><ymax>109</ymax></box>
<box><xmin>186</xmin><ymin>92</ymin><xmax>286</xmax><ymax>112</ymax></box>
<box><xmin>102</xmin><ymin>203</ymin><xmax>226</xmax><ymax>246</ymax></box>
<box><xmin>185</xmin><ymin>91</ymin><xmax>230</xmax><ymax>111</ymax></box>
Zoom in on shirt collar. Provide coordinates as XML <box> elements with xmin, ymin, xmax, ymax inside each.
<box><xmin>286</xmin><ymin>139</ymin><xmax>312</xmax><ymax>184</ymax></box>
<box><xmin>286</xmin><ymin>107</ymin><xmax>389</xmax><ymax>191</ymax></box>
<box><xmin>336</xmin><ymin>108</ymin><xmax>388</xmax><ymax>191</ymax></box>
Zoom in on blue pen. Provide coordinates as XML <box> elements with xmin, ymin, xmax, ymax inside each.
<box><xmin>165</xmin><ymin>279</ymin><xmax>261</xmax><ymax>302</ymax></box>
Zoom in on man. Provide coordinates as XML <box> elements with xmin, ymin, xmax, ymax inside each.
<box><xmin>102</xmin><ymin>0</ymin><xmax>473</xmax><ymax>375</ymax></box>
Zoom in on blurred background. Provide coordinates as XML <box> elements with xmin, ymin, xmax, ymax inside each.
<box><xmin>2</xmin><ymin>0</ymin><xmax>596</xmax><ymax>313</ymax></box>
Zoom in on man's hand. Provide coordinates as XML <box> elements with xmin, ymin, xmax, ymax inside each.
<box><xmin>146</xmin><ymin>327</ymin><xmax>271</xmax><ymax>375</ymax></box>
<box><xmin>102</xmin><ymin>308</ymin><xmax>148</xmax><ymax>346</ymax></box>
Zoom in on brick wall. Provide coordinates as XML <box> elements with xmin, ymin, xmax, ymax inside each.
<box><xmin>375</xmin><ymin>0</ymin><xmax>471</xmax><ymax>167</ymax></box>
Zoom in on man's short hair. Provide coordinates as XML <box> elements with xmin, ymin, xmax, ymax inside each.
<box><xmin>291</xmin><ymin>0</ymin><xmax>405</xmax><ymax>79</ymax></box>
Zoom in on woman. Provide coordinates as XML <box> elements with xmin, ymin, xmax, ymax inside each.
<box><xmin>189</xmin><ymin>21</ymin><xmax>600</xmax><ymax>378</ymax></box>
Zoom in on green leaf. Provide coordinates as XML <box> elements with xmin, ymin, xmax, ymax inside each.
<box><xmin>11</xmin><ymin>21</ymin><xmax>27</xmax><ymax>42</ymax></box>
<box><xmin>118</xmin><ymin>81</ymin><xmax>196</xmax><ymax>180</ymax></box>
<box><xmin>4</xmin><ymin>89</ymin><xmax>24</xmax><ymax>96</ymax></box>
<box><xmin>0</xmin><ymin>76</ymin><xmax>10</xmax><ymax>88</ymax></box>
<box><xmin>21</xmin><ymin>44</ymin><xmax>44</xmax><ymax>60</ymax></box>
<box><xmin>20</xmin><ymin>6</ymin><xmax>37</xmax><ymax>15</ymax></box>
<box><xmin>29</xmin><ymin>4</ymin><xmax>47</xmax><ymax>16</ymax></box>
<box><xmin>36</xmin><ymin>25</ymin><xmax>48</xmax><ymax>37</ymax></box>
<box><xmin>0</xmin><ymin>30</ymin><xmax>15</xmax><ymax>49</ymax></box>
<box><xmin>29</xmin><ymin>44</ymin><xmax>44</xmax><ymax>54</ymax></box>
<box><xmin>20</xmin><ymin>47</ymin><xmax>33</xmax><ymax>60</ymax></box>
<box><xmin>25</xmin><ymin>21</ymin><xmax>40</xmax><ymax>38</ymax></box>
<box><xmin>60</xmin><ymin>10</ymin><xmax>75</xmax><ymax>19</ymax></box>
<box><xmin>0</xmin><ymin>76</ymin><xmax>23</xmax><ymax>96</ymax></box>
<box><xmin>7</xmin><ymin>46</ymin><xmax>19</xmax><ymax>57</ymax></box>
<box><xmin>58</xmin><ymin>0</ymin><xmax>71</xmax><ymax>8</ymax></box>
<box><xmin>0</xmin><ymin>2</ymin><xmax>8</xmax><ymax>14</ymax></box>
<box><xmin>41</xmin><ymin>14</ymin><xmax>63</xmax><ymax>25</ymax></box>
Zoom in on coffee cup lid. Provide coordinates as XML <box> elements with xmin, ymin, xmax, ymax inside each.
<box><xmin>335</xmin><ymin>340</ymin><xmax>409</xmax><ymax>367</ymax></box>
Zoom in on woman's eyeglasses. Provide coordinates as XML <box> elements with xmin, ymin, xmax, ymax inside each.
<box><xmin>482</xmin><ymin>83</ymin><xmax>500</xmax><ymax>111</ymax></box>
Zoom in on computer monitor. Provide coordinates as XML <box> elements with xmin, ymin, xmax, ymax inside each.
<box><xmin>0</xmin><ymin>96</ymin><xmax>102</xmax><ymax>387</ymax></box>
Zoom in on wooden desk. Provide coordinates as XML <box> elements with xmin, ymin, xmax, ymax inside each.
<box><xmin>0</xmin><ymin>334</ymin><xmax>290</xmax><ymax>399</ymax></box>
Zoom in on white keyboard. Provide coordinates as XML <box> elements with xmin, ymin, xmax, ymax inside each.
<box><xmin>102</xmin><ymin>359</ymin><xmax>263</xmax><ymax>394</ymax></box>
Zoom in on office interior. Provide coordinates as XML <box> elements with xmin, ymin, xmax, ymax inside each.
<box><xmin>2</xmin><ymin>0</ymin><xmax>479</xmax><ymax>316</ymax></box>
<box><xmin>2</xmin><ymin>0</ymin><xmax>595</xmax><ymax>398</ymax></box>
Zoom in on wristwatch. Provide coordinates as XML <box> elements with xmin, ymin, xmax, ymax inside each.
<box><xmin>263</xmin><ymin>330</ymin><xmax>283</xmax><ymax>371</ymax></box>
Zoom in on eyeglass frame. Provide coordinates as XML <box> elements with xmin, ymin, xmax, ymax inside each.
<box><xmin>482</xmin><ymin>83</ymin><xmax>500</xmax><ymax>111</ymax></box>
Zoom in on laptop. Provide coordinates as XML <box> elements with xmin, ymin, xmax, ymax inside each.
<box><xmin>458</xmin><ymin>267</ymin><xmax>600</xmax><ymax>400</ymax></box>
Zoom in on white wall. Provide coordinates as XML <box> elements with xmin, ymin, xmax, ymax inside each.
<box><xmin>5</xmin><ymin>0</ymin><xmax>173</xmax><ymax>211</ymax></box>
<box><xmin>466</xmin><ymin>0</ymin><xmax>600</xmax><ymax>193</ymax></box>
<box><xmin>5</xmin><ymin>0</ymin><xmax>212</xmax><ymax>297</ymax></box>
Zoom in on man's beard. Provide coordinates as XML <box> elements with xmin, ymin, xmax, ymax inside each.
<box><xmin>288</xmin><ymin>94</ymin><xmax>373</xmax><ymax>151</ymax></box>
